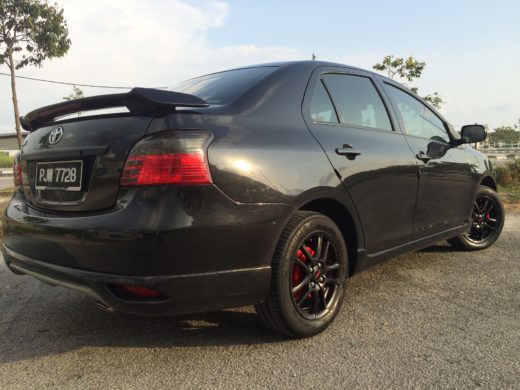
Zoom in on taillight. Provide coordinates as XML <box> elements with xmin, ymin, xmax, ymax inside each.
<box><xmin>13</xmin><ymin>153</ymin><xmax>22</xmax><ymax>187</ymax></box>
<box><xmin>107</xmin><ymin>283</ymin><xmax>166</xmax><ymax>301</ymax></box>
<box><xmin>120</xmin><ymin>130</ymin><xmax>213</xmax><ymax>186</ymax></box>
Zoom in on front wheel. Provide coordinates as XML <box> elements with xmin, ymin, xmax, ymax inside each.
<box><xmin>448</xmin><ymin>185</ymin><xmax>505</xmax><ymax>251</ymax></box>
<box><xmin>255</xmin><ymin>211</ymin><xmax>348</xmax><ymax>338</ymax></box>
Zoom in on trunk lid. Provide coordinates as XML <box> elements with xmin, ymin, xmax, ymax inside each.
<box><xmin>21</xmin><ymin>115</ymin><xmax>152</xmax><ymax>211</ymax></box>
<box><xmin>19</xmin><ymin>88</ymin><xmax>208</xmax><ymax>212</ymax></box>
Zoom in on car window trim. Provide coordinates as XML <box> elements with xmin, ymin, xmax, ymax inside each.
<box><xmin>382</xmin><ymin>81</ymin><xmax>452</xmax><ymax>144</ymax></box>
<box><xmin>320</xmin><ymin>72</ymin><xmax>395</xmax><ymax>132</ymax></box>
<box><xmin>301</xmin><ymin>66</ymin><xmax>401</xmax><ymax>133</ymax></box>
<box><xmin>310</xmin><ymin>79</ymin><xmax>340</xmax><ymax>125</ymax></box>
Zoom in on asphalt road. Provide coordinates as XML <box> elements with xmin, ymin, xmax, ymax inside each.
<box><xmin>1</xmin><ymin>213</ymin><xmax>519</xmax><ymax>389</ymax></box>
<box><xmin>0</xmin><ymin>177</ymin><xmax>13</xmax><ymax>190</ymax></box>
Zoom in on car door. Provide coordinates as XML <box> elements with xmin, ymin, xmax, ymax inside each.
<box><xmin>302</xmin><ymin>67</ymin><xmax>418</xmax><ymax>253</ymax></box>
<box><xmin>382</xmin><ymin>82</ymin><xmax>474</xmax><ymax>239</ymax></box>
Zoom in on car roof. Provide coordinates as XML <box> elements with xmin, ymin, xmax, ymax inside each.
<box><xmin>189</xmin><ymin>60</ymin><xmax>390</xmax><ymax>83</ymax></box>
<box><xmin>222</xmin><ymin>61</ymin><xmax>453</xmax><ymax>128</ymax></box>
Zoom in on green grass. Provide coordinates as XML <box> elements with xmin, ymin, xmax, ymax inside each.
<box><xmin>499</xmin><ymin>184</ymin><xmax>520</xmax><ymax>203</ymax></box>
<box><xmin>0</xmin><ymin>187</ymin><xmax>13</xmax><ymax>237</ymax></box>
<box><xmin>495</xmin><ymin>160</ymin><xmax>520</xmax><ymax>204</ymax></box>
<box><xmin>0</xmin><ymin>153</ymin><xmax>13</xmax><ymax>169</ymax></box>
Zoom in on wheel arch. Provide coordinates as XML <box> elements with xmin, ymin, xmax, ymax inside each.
<box><xmin>480</xmin><ymin>174</ymin><xmax>497</xmax><ymax>191</ymax></box>
<box><xmin>298</xmin><ymin>197</ymin><xmax>362</xmax><ymax>276</ymax></box>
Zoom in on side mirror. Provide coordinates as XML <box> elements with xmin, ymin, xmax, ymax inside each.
<box><xmin>460</xmin><ymin>124</ymin><xmax>486</xmax><ymax>144</ymax></box>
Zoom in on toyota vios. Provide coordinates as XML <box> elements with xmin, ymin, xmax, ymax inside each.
<box><xmin>2</xmin><ymin>61</ymin><xmax>504</xmax><ymax>337</ymax></box>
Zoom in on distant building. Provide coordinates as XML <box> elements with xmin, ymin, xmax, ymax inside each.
<box><xmin>0</xmin><ymin>133</ymin><xmax>28</xmax><ymax>156</ymax></box>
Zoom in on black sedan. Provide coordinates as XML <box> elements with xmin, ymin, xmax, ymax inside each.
<box><xmin>2</xmin><ymin>61</ymin><xmax>504</xmax><ymax>337</ymax></box>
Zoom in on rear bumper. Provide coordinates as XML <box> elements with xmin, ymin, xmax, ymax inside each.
<box><xmin>1</xmin><ymin>185</ymin><xmax>293</xmax><ymax>315</ymax></box>
<box><xmin>2</xmin><ymin>186</ymin><xmax>291</xmax><ymax>275</ymax></box>
<box><xmin>2</xmin><ymin>244</ymin><xmax>271</xmax><ymax>315</ymax></box>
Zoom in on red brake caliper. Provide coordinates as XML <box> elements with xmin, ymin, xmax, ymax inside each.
<box><xmin>292</xmin><ymin>246</ymin><xmax>315</xmax><ymax>301</ymax></box>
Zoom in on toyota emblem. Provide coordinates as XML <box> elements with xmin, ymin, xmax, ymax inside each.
<box><xmin>48</xmin><ymin>127</ymin><xmax>64</xmax><ymax>144</ymax></box>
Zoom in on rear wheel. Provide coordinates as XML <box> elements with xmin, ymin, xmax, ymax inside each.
<box><xmin>448</xmin><ymin>185</ymin><xmax>505</xmax><ymax>251</ymax></box>
<box><xmin>255</xmin><ymin>211</ymin><xmax>347</xmax><ymax>338</ymax></box>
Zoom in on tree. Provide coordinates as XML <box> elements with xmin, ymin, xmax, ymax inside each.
<box><xmin>488</xmin><ymin>126</ymin><xmax>520</xmax><ymax>145</ymax></box>
<box><xmin>63</xmin><ymin>85</ymin><xmax>84</xmax><ymax>101</ymax></box>
<box><xmin>373</xmin><ymin>55</ymin><xmax>444</xmax><ymax>109</ymax></box>
<box><xmin>0</xmin><ymin>0</ymin><xmax>71</xmax><ymax>148</ymax></box>
<box><xmin>63</xmin><ymin>85</ymin><xmax>84</xmax><ymax>118</ymax></box>
<box><xmin>422</xmin><ymin>92</ymin><xmax>443</xmax><ymax>110</ymax></box>
<box><xmin>373</xmin><ymin>55</ymin><xmax>425</xmax><ymax>82</ymax></box>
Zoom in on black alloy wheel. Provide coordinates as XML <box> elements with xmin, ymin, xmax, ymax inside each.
<box><xmin>255</xmin><ymin>211</ymin><xmax>348</xmax><ymax>338</ymax></box>
<box><xmin>465</xmin><ymin>195</ymin><xmax>500</xmax><ymax>243</ymax></box>
<box><xmin>290</xmin><ymin>231</ymin><xmax>341</xmax><ymax>320</ymax></box>
<box><xmin>448</xmin><ymin>185</ymin><xmax>505</xmax><ymax>251</ymax></box>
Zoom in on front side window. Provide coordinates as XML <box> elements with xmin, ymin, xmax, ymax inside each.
<box><xmin>386</xmin><ymin>84</ymin><xmax>450</xmax><ymax>143</ymax></box>
<box><xmin>322</xmin><ymin>74</ymin><xmax>392</xmax><ymax>131</ymax></box>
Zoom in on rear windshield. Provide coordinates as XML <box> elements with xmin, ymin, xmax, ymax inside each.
<box><xmin>170</xmin><ymin>66</ymin><xmax>278</xmax><ymax>104</ymax></box>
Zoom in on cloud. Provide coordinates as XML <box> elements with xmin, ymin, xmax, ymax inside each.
<box><xmin>0</xmin><ymin>0</ymin><xmax>302</xmax><ymax>132</ymax></box>
<box><xmin>55</xmin><ymin>0</ymin><xmax>233</xmax><ymax>84</ymax></box>
<box><xmin>40</xmin><ymin>0</ymin><xmax>288</xmax><ymax>85</ymax></box>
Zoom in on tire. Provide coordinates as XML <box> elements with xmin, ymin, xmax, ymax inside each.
<box><xmin>448</xmin><ymin>185</ymin><xmax>505</xmax><ymax>251</ymax></box>
<box><xmin>255</xmin><ymin>211</ymin><xmax>348</xmax><ymax>338</ymax></box>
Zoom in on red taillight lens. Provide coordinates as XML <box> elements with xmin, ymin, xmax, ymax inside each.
<box><xmin>108</xmin><ymin>283</ymin><xmax>166</xmax><ymax>300</ymax></box>
<box><xmin>122</xmin><ymin>153</ymin><xmax>210</xmax><ymax>185</ymax></box>
<box><xmin>120</xmin><ymin>130</ymin><xmax>213</xmax><ymax>186</ymax></box>
<box><xmin>13</xmin><ymin>153</ymin><xmax>22</xmax><ymax>187</ymax></box>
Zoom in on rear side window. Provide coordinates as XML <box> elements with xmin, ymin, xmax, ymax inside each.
<box><xmin>171</xmin><ymin>66</ymin><xmax>278</xmax><ymax>104</ymax></box>
<box><xmin>386</xmin><ymin>84</ymin><xmax>450</xmax><ymax>143</ymax></box>
<box><xmin>323</xmin><ymin>74</ymin><xmax>392</xmax><ymax>131</ymax></box>
<box><xmin>310</xmin><ymin>80</ymin><xmax>339</xmax><ymax>123</ymax></box>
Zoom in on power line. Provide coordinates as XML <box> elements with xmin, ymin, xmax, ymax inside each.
<box><xmin>0</xmin><ymin>71</ymin><xmax>131</xmax><ymax>89</ymax></box>
<box><xmin>0</xmin><ymin>72</ymin><xmax>167</xmax><ymax>89</ymax></box>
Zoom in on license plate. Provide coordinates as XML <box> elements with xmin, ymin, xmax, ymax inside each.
<box><xmin>35</xmin><ymin>160</ymin><xmax>83</xmax><ymax>191</ymax></box>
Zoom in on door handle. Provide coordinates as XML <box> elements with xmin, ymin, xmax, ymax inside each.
<box><xmin>416</xmin><ymin>151</ymin><xmax>431</xmax><ymax>163</ymax></box>
<box><xmin>335</xmin><ymin>144</ymin><xmax>362</xmax><ymax>160</ymax></box>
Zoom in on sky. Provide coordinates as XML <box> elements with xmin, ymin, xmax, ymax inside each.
<box><xmin>1</xmin><ymin>0</ymin><xmax>519</xmax><ymax>133</ymax></box>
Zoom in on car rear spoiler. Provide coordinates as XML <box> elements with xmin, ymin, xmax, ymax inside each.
<box><xmin>20</xmin><ymin>88</ymin><xmax>209</xmax><ymax>131</ymax></box>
